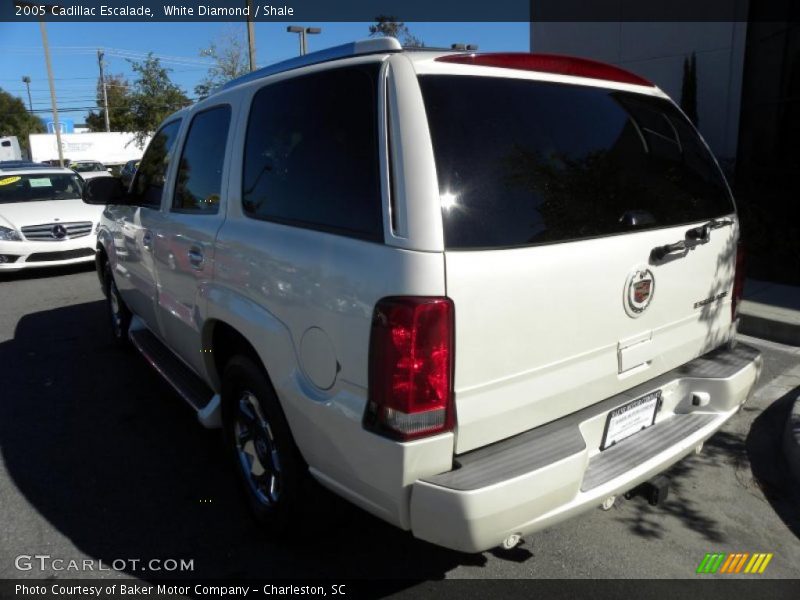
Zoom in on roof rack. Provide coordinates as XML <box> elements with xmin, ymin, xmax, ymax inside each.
<box><xmin>450</xmin><ymin>44</ymin><xmax>479</xmax><ymax>51</ymax></box>
<box><xmin>218</xmin><ymin>37</ymin><xmax>402</xmax><ymax>93</ymax></box>
<box><xmin>401</xmin><ymin>44</ymin><xmax>479</xmax><ymax>52</ymax></box>
<box><xmin>402</xmin><ymin>46</ymin><xmax>454</xmax><ymax>52</ymax></box>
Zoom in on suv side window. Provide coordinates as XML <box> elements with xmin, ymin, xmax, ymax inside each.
<box><xmin>242</xmin><ymin>65</ymin><xmax>383</xmax><ymax>241</ymax></box>
<box><xmin>130</xmin><ymin>119</ymin><xmax>182</xmax><ymax>209</ymax></box>
<box><xmin>172</xmin><ymin>106</ymin><xmax>231</xmax><ymax>214</ymax></box>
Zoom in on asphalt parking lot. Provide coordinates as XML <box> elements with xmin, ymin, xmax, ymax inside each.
<box><xmin>0</xmin><ymin>264</ymin><xmax>798</xmax><ymax>583</ymax></box>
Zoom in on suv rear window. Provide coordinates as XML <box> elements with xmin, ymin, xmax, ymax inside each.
<box><xmin>419</xmin><ymin>75</ymin><xmax>735</xmax><ymax>249</ymax></box>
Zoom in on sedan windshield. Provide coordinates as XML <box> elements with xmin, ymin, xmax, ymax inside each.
<box><xmin>72</xmin><ymin>162</ymin><xmax>104</xmax><ymax>172</ymax></box>
<box><xmin>0</xmin><ymin>173</ymin><xmax>84</xmax><ymax>203</ymax></box>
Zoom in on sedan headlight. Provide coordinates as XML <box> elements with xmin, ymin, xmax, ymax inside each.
<box><xmin>0</xmin><ymin>226</ymin><xmax>22</xmax><ymax>241</ymax></box>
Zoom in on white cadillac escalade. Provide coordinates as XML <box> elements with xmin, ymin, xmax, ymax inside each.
<box><xmin>83</xmin><ymin>38</ymin><xmax>761</xmax><ymax>553</ymax></box>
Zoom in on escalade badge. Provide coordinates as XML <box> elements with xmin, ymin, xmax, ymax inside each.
<box><xmin>624</xmin><ymin>267</ymin><xmax>655</xmax><ymax>318</ymax></box>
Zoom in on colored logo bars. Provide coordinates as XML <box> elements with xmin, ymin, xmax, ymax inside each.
<box><xmin>696</xmin><ymin>552</ymin><xmax>774</xmax><ymax>574</ymax></box>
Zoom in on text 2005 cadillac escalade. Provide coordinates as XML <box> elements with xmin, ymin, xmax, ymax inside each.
<box><xmin>83</xmin><ymin>38</ymin><xmax>761</xmax><ymax>553</ymax></box>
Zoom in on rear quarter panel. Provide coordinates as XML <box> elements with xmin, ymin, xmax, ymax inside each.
<box><xmin>208</xmin><ymin>221</ymin><xmax>453</xmax><ymax>527</ymax></box>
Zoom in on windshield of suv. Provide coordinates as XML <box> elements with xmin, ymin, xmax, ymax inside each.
<box><xmin>419</xmin><ymin>75</ymin><xmax>735</xmax><ymax>249</ymax></box>
<box><xmin>0</xmin><ymin>173</ymin><xmax>84</xmax><ymax>203</ymax></box>
<box><xmin>72</xmin><ymin>162</ymin><xmax>104</xmax><ymax>172</ymax></box>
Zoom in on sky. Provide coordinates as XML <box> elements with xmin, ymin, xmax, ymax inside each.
<box><xmin>0</xmin><ymin>21</ymin><xmax>530</xmax><ymax>125</ymax></box>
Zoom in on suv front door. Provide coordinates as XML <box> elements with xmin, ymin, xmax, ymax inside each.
<box><xmin>113</xmin><ymin>119</ymin><xmax>182</xmax><ymax>333</ymax></box>
<box><xmin>152</xmin><ymin>104</ymin><xmax>232</xmax><ymax>375</ymax></box>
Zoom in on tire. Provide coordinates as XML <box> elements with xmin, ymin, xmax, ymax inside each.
<box><xmin>222</xmin><ymin>355</ymin><xmax>307</xmax><ymax>534</ymax></box>
<box><xmin>104</xmin><ymin>261</ymin><xmax>132</xmax><ymax>347</ymax></box>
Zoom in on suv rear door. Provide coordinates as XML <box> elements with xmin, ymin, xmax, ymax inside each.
<box><xmin>419</xmin><ymin>74</ymin><xmax>738</xmax><ymax>453</ymax></box>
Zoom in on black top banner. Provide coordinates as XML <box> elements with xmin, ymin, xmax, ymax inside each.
<box><xmin>2</xmin><ymin>0</ymin><xmax>797</xmax><ymax>22</ymax></box>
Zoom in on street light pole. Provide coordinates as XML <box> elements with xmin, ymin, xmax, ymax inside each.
<box><xmin>286</xmin><ymin>26</ymin><xmax>321</xmax><ymax>56</ymax></box>
<box><xmin>21</xmin><ymin>76</ymin><xmax>32</xmax><ymax>112</ymax></box>
<box><xmin>303</xmin><ymin>27</ymin><xmax>320</xmax><ymax>54</ymax></box>
<box><xmin>286</xmin><ymin>26</ymin><xmax>304</xmax><ymax>55</ymax></box>
<box><xmin>97</xmin><ymin>50</ymin><xmax>111</xmax><ymax>132</ymax></box>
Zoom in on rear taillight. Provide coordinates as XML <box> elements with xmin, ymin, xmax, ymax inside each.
<box><xmin>435</xmin><ymin>53</ymin><xmax>653</xmax><ymax>87</ymax></box>
<box><xmin>732</xmin><ymin>244</ymin><xmax>746</xmax><ymax>320</ymax></box>
<box><xmin>364</xmin><ymin>297</ymin><xmax>455</xmax><ymax>441</ymax></box>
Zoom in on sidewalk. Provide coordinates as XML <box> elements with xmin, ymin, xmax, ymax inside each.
<box><xmin>739</xmin><ymin>278</ymin><xmax>800</xmax><ymax>483</ymax></box>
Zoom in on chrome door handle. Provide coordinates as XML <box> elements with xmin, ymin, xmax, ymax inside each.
<box><xmin>188</xmin><ymin>248</ymin><xmax>205</xmax><ymax>269</ymax></box>
<box><xmin>142</xmin><ymin>230</ymin><xmax>153</xmax><ymax>251</ymax></box>
<box><xmin>650</xmin><ymin>240</ymin><xmax>686</xmax><ymax>261</ymax></box>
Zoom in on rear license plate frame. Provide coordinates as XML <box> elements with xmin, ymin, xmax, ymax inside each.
<box><xmin>601</xmin><ymin>390</ymin><xmax>662</xmax><ymax>450</ymax></box>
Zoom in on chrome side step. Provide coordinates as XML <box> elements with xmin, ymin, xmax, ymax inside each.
<box><xmin>130</xmin><ymin>327</ymin><xmax>216</xmax><ymax>415</ymax></box>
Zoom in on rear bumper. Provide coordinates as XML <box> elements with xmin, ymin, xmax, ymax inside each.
<box><xmin>410</xmin><ymin>343</ymin><xmax>761</xmax><ymax>553</ymax></box>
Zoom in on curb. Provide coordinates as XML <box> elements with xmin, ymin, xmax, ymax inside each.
<box><xmin>739</xmin><ymin>311</ymin><xmax>800</xmax><ymax>347</ymax></box>
<box><xmin>784</xmin><ymin>395</ymin><xmax>800</xmax><ymax>483</ymax></box>
<box><xmin>739</xmin><ymin>279</ymin><xmax>800</xmax><ymax>347</ymax></box>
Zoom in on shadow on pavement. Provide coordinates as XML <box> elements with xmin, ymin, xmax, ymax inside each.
<box><xmin>611</xmin><ymin>430</ymin><xmax>740</xmax><ymax>543</ymax></box>
<box><xmin>0</xmin><ymin>300</ymin><xmax>485</xmax><ymax>584</ymax></box>
<box><xmin>613</xmin><ymin>390</ymin><xmax>800</xmax><ymax>544</ymax></box>
<box><xmin>746</xmin><ymin>388</ymin><xmax>800</xmax><ymax>540</ymax></box>
<box><xmin>0</xmin><ymin>262</ymin><xmax>96</xmax><ymax>282</ymax></box>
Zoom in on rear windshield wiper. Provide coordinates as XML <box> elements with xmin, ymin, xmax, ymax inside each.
<box><xmin>651</xmin><ymin>218</ymin><xmax>733</xmax><ymax>261</ymax></box>
<box><xmin>685</xmin><ymin>217</ymin><xmax>733</xmax><ymax>242</ymax></box>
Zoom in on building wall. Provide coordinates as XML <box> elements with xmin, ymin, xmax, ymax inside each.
<box><xmin>737</xmin><ymin>20</ymin><xmax>800</xmax><ymax>191</ymax></box>
<box><xmin>531</xmin><ymin>20</ymin><xmax>748</xmax><ymax>165</ymax></box>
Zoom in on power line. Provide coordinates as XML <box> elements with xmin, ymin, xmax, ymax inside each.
<box><xmin>0</xmin><ymin>67</ymin><xmax>208</xmax><ymax>86</ymax></box>
<box><xmin>5</xmin><ymin>98</ymin><xmax>201</xmax><ymax>114</ymax></box>
<box><xmin>4</xmin><ymin>45</ymin><xmax>214</xmax><ymax>61</ymax></box>
<box><xmin>0</xmin><ymin>76</ymin><xmax>97</xmax><ymax>81</ymax></box>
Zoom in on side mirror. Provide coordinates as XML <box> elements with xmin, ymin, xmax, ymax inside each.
<box><xmin>83</xmin><ymin>176</ymin><xmax>126</xmax><ymax>205</ymax></box>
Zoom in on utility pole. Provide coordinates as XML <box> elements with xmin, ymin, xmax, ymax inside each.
<box><xmin>21</xmin><ymin>76</ymin><xmax>32</xmax><ymax>112</ymax></box>
<box><xmin>39</xmin><ymin>20</ymin><xmax>64</xmax><ymax>167</ymax></box>
<box><xmin>97</xmin><ymin>50</ymin><xmax>111</xmax><ymax>132</ymax></box>
<box><xmin>246</xmin><ymin>0</ymin><xmax>257</xmax><ymax>71</ymax></box>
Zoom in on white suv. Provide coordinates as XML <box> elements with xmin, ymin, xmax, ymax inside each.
<box><xmin>84</xmin><ymin>38</ymin><xmax>761</xmax><ymax>553</ymax></box>
<box><xmin>0</xmin><ymin>164</ymin><xmax>103</xmax><ymax>270</ymax></box>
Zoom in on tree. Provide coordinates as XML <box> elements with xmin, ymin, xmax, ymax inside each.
<box><xmin>680</xmin><ymin>52</ymin><xmax>699</xmax><ymax>127</ymax></box>
<box><xmin>86</xmin><ymin>73</ymin><xmax>135</xmax><ymax>132</ymax></box>
<box><xmin>195</xmin><ymin>28</ymin><xmax>250</xmax><ymax>99</ymax></box>
<box><xmin>369</xmin><ymin>15</ymin><xmax>424</xmax><ymax>48</ymax></box>
<box><xmin>0</xmin><ymin>88</ymin><xmax>45</xmax><ymax>157</ymax></box>
<box><xmin>127</xmin><ymin>54</ymin><xmax>190</xmax><ymax>147</ymax></box>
